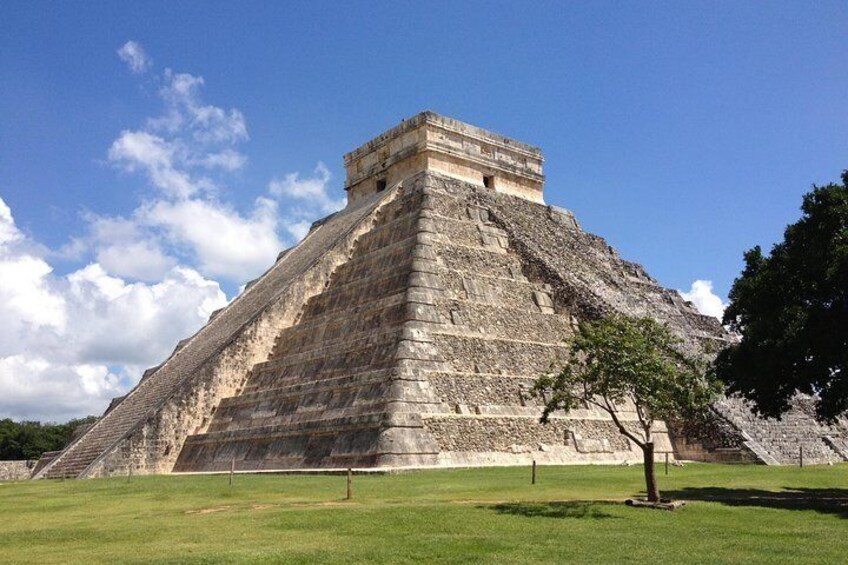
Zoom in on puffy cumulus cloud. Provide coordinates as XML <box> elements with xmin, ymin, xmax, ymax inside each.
<box><xmin>142</xmin><ymin>197</ymin><xmax>283</xmax><ymax>280</ymax></box>
<box><xmin>0</xmin><ymin>198</ymin><xmax>227</xmax><ymax>420</ymax></box>
<box><xmin>196</xmin><ymin>148</ymin><xmax>248</xmax><ymax>172</ymax></box>
<box><xmin>0</xmin><ymin>198</ymin><xmax>22</xmax><ymax>246</ymax></box>
<box><xmin>679</xmin><ymin>280</ymin><xmax>727</xmax><ymax>320</ymax></box>
<box><xmin>117</xmin><ymin>40</ymin><xmax>151</xmax><ymax>74</ymax></box>
<box><xmin>284</xmin><ymin>220</ymin><xmax>313</xmax><ymax>242</ymax></box>
<box><xmin>0</xmin><ymin>45</ymin><xmax>347</xmax><ymax>420</ymax></box>
<box><xmin>85</xmin><ymin>215</ymin><xmax>175</xmax><ymax>281</ymax></box>
<box><xmin>95</xmin><ymin>49</ymin><xmax>290</xmax><ymax>284</ymax></box>
<box><xmin>96</xmin><ymin>241</ymin><xmax>174</xmax><ymax>282</ymax></box>
<box><xmin>0</xmin><ymin>199</ymin><xmax>67</xmax><ymax>354</ymax></box>
<box><xmin>269</xmin><ymin>162</ymin><xmax>346</xmax><ymax>214</ymax></box>
<box><xmin>108</xmin><ymin>130</ymin><xmax>203</xmax><ymax>198</ymax></box>
<box><xmin>151</xmin><ymin>70</ymin><xmax>248</xmax><ymax>145</ymax></box>
<box><xmin>64</xmin><ymin>264</ymin><xmax>226</xmax><ymax>365</ymax></box>
<box><xmin>108</xmin><ymin>64</ymin><xmax>248</xmax><ymax>200</ymax></box>
<box><xmin>268</xmin><ymin>162</ymin><xmax>346</xmax><ymax>244</ymax></box>
<box><xmin>0</xmin><ymin>254</ymin><xmax>67</xmax><ymax>353</ymax></box>
<box><xmin>0</xmin><ymin>356</ymin><xmax>124</xmax><ymax>421</ymax></box>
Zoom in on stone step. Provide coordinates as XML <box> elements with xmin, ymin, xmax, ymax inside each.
<box><xmin>433</xmin><ymin>333</ymin><xmax>568</xmax><ymax>375</ymax></box>
<box><xmin>300</xmin><ymin>272</ymin><xmax>411</xmax><ymax>319</ymax></box>
<box><xmin>435</xmin><ymin>300</ymin><xmax>573</xmax><ymax>342</ymax></box>
<box><xmin>271</xmin><ymin>300</ymin><xmax>408</xmax><ymax>359</ymax></box>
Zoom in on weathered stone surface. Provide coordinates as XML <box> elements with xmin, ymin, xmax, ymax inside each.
<box><xmin>0</xmin><ymin>461</ymin><xmax>34</xmax><ymax>481</ymax></box>
<box><xmin>39</xmin><ymin>113</ymin><xmax>848</xmax><ymax>478</ymax></box>
<box><xmin>36</xmin><ymin>185</ymin><xmax>402</xmax><ymax>479</ymax></box>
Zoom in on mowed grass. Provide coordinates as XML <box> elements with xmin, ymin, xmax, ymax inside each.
<box><xmin>1</xmin><ymin>464</ymin><xmax>847</xmax><ymax>564</ymax></box>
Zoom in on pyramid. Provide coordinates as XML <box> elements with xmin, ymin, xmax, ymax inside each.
<box><xmin>36</xmin><ymin>113</ymin><xmax>848</xmax><ymax>478</ymax></box>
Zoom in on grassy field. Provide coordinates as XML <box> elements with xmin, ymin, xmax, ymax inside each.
<box><xmin>0</xmin><ymin>463</ymin><xmax>846</xmax><ymax>564</ymax></box>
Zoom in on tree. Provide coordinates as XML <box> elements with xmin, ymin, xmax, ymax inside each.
<box><xmin>533</xmin><ymin>315</ymin><xmax>720</xmax><ymax>502</ymax></box>
<box><xmin>0</xmin><ymin>417</ymin><xmax>98</xmax><ymax>460</ymax></box>
<box><xmin>714</xmin><ymin>171</ymin><xmax>848</xmax><ymax>421</ymax></box>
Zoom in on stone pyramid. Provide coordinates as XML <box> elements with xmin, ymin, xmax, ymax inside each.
<box><xmin>36</xmin><ymin>113</ymin><xmax>848</xmax><ymax>479</ymax></box>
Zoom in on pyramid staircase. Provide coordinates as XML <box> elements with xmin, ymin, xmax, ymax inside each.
<box><xmin>35</xmin><ymin>112</ymin><xmax>843</xmax><ymax>478</ymax></box>
<box><xmin>712</xmin><ymin>397</ymin><xmax>848</xmax><ymax>465</ymax></box>
<box><xmin>175</xmin><ymin>174</ymin><xmax>667</xmax><ymax>472</ymax></box>
<box><xmin>35</xmin><ymin>188</ymin><xmax>395</xmax><ymax>479</ymax></box>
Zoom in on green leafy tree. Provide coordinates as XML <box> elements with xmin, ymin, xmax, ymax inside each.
<box><xmin>0</xmin><ymin>417</ymin><xmax>97</xmax><ymax>460</ymax></box>
<box><xmin>533</xmin><ymin>315</ymin><xmax>720</xmax><ymax>502</ymax></box>
<box><xmin>714</xmin><ymin>171</ymin><xmax>848</xmax><ymax>421</ymax></box>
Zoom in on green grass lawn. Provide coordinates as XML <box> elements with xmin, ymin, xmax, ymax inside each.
<box><xmin>1</xmin><ymin>463</ymin><xmax>846</xmax><ymax>564</ymax></box>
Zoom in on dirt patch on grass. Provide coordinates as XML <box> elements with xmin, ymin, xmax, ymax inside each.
<box><xmin>186</xmin><ymin>503</ymin><xmax>285</xmax><ymax>514</ymax></box>
<box><xmin>185</xmin><ymin>506</ymin><xmax>232</xmax><ymax>514</ymax></box>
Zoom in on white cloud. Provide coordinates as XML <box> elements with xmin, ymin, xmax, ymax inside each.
<box><xmin>65</xmin><ymin>263</ymin><xmax>226</xmax><ymax>365</ymax></box>
<box><xmin>679</xmin><ymin>279</ymin><xmax>727</xmax><ymax>320</ymax></box>
<box><xmin>0</xmin><ymin>355</ymin><xmax>124</xmax><ymax>421</ymax></box>
<box><xmin>117</xmin><ymin>41</ymin><xmax>152</xmax><ymax>74</ymax></box>
<box><xmin>269</xmin><ymin>162</ymin><xmax>346</xmax><ymax>214</ymax></box>
<box><xmin>0</xmin><ymin>47</ymin><xmax>348</xmax><ymax>421</ymax></box>
<box><xmin>0</xmin><ymin>198</ymin><xmax>23</xmax><ymax>246</ymax></box>
<box><xmin>96</xmin><ymin>59</ymin><xmax>287</xmax><ymax>284</ymax></box>
<box><xmin>143</xmin><ymin>197</ymin><xmax>283</xmax><ymax>280</ymax></box>
<box><xmin>0</xmin><ymin>197</ymin><xmax>227</xmax><ymax>420</ymax></box>
<box><xmin>0</xmin><ymin>201</ymin><xmax>67</xmax><ymax>353</ymax></box>
<box><xmin>96</xmin><ymin>241</ymin><xmax>176</xmax><ymax>282</ymax></box>
<box><xmin>151</xmin><ymin>70</ymin><xmax>248</xmax><ymax>145</ymax></box>
<box><xmin>285</xmin><ymin>220</ymin><xmax>313</xmax><ymax>242</ymax></box>
<box><xmin>196</xmin><ymin>148</ymin><xmax>247</xmax><ymax>171</ymax></box>
<box><xmin>109</xmin><ymin>130</ymin><xmax>203</xmax><ymax>198</ymax></box>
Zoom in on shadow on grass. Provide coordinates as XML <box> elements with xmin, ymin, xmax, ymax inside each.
<box><xmin>487</xmin><ymin>501</ymin><xmax>617</xmax><ymax>520</ymax></box>
<box><xmin>665</xmin><ymin>487</ymin><xmax>848</xmax><ymax>518</ymax></box>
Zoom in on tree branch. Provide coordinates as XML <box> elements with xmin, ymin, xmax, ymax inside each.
<box><xmin>631</xmin><ymin>393</ymin><xmax>651</xmax><ymax>437</ymax></box>
<box><xmin>601</xmin><ymin>395</ymin><xmax>646</xmax><ymax>449</ymax></box>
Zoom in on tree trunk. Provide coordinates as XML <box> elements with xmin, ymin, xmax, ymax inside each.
<box><xmin>643</xmin><ymin>442</ymin><xmax>660</xmax><ymax>502</ymax></box>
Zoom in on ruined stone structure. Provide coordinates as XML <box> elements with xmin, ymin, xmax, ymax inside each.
<box><xmin>34</xmin><ymin>112</ymin><xmax>848</xmax><ymax>479</ymax></box>
<box><xmin>0</xmin><ymin>461</ymin><xmax>35</xmax><ymax>481</ymax></box>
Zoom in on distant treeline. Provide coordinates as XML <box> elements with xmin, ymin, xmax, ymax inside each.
<box><xmin>0</xmin><ymin>417</ymin><xmax>98</xmax><ymax>460</ymax></box>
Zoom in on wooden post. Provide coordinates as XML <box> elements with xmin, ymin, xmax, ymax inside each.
<box><xmin>346</xmin><ymin>468</ymin><xmax>352</xmax><ymax>500</ymax></box>
<box><xmin>665</xmin><ymin>452</ymin><xmax>669</xmax><ymax>476</ymax></box>
<box><xmin>229</xmin><ymin>457</ymin><xmax>235</xmax><ymax>486</ymax></box>
<box><xmin>127</xmin><ymin>440</ymin><xmax>132</xmax><ymax>483</ymax></box>
<box><xmin>531</xmin><ymin>460</ymin><xmax>537</xmax><ymax>485</ymax></box>
<box><xmin>799</xmin><ymin>445</ymin><xmax>804</xmax><ymax>468</ymax></box>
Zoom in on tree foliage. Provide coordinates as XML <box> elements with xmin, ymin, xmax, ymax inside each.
<box><xmin>714</xmin><ymin>171</ymin><xmax>848</xmax><ymax>421</ymax></box>
<box><xmin>533</xmin><ymin>314</ymin><xmax>720</xmax><ymax>501</ymax></box>
<box><xmin>0</xmin><ymin>417</ymin><xmax>97</xmax><ymax>460</ymax></box>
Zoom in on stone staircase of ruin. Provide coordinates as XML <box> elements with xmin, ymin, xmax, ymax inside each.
<box><xmin>176</xmin><ymin>178</ymin><xmax>655</xmax><ymax>472</ymax></box>
<box><xmin>36</xmin><ymin>189</ymin><xmax>390</xmax><ymax>479</ymax></box>
<box><xmin>174</xmin><ymin>185</ymin><xmax>436</xmax><ymax>471</ymax></box>
<box><xmin>412</xmin><ymin>180</ymin><xmax>650</xmax><ymax>463</ymax></box>
<box><xmin>712</xmin><ymin>397</ymin><xmax>848</xmax><ymax>465</ymax></box>
<box><xmin>39</xmin><ymin>366</ymin><xmax>191</xmax><ymax>478</ymax></box>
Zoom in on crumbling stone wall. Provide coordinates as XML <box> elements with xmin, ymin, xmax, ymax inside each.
<box><xmin>0</xmin><ymin>461</ymin><xmax>34</xmax><ymax>481</ymax></box>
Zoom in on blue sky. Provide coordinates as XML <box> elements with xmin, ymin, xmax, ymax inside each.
<box><xmin>1</xmin><ymin>1</ymin><xmax>846</xmax><ymax>420</ymax></box>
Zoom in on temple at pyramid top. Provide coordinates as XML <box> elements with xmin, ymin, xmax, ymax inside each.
<box><xmin>344</xmin><ymin>111</ymin><xmax>545</xmax><ymax>205</ymax></box>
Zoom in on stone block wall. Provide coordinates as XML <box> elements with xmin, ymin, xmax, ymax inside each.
<box><xmin>38</xmin><ymin>187</ymin><xmax>399</xmax><ymax>478</ymax></box>
<box><xmin>0</xmin><ymin>461</ymin><xmax>34</xmax><ymax>481</ymax></box>
<box><xmin>174</xmin><ymin>180</ymin><xmax>444</xmax><ymax>471</ymax></box>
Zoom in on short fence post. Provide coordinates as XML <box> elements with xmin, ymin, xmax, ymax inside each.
<box><xmin>531</xmin><ymin>460</ymin><xmax>537</xmax><ymax>485</ymax></box>
<box><xmin>346</xmin><ymin>468</ymin><xmax>353</xmax><ymax>500</ymax></box>
<box><xmin>229</xmin><ymin>457</ymin><xmax>235</xmax><ymax>486</ymax></box>
<box><xmin>665</xmin><ymin>452</ymin><xmax>669</xmax><ymax>476</ymax></box>
<box><xmin>799</xmin><ymin>445</ymin><xmax>804</xmax><ymax>468</ymax></box>
<box><xmin>127</xmin><ymin>440</ymin><xmax>133</xmax><ymax>483</ymax></box>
